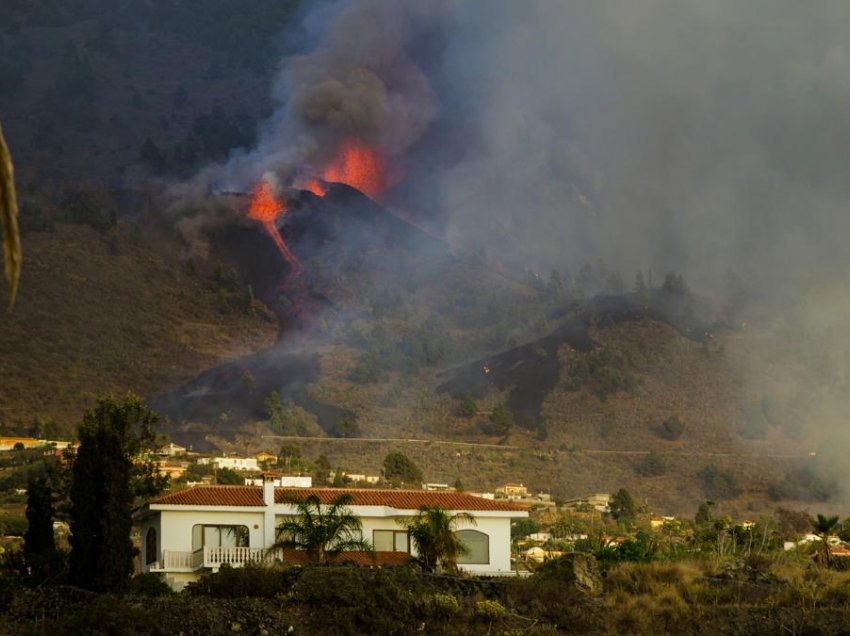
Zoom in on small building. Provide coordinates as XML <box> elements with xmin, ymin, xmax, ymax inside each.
<box><xmin>422</xmin><ymin>483</ymin><xmax>454</xmax><ymax>491</ymax></box>
<box><xmin>255</xmin><ymin>451</ymin><xmax>277</xmax><ymax>464</ymax></box>
<box><xmin>524</xmin><ymin>546</ymin><xmax>563</xmax><ymax>562</ymax></box>
<box><xmin>158</xmin><ymin>442</ymin><xmax>187</xmax><ymax>457</ymax></box>
<box><xmin>527</xmin><ymin>531</ymin><xmax>552</xmax><ymax>543</ymax></box>
<box><xmin>346</xmin><ymin>474</ymin><xmax>381</xmax><ymax>485</ymax></box>
<box><xmin>495</xmin><ymin>483</ymin><xmax>528</xmax><ymax>499</ymax></box>
<box><xmin>198</xmin><ymin>456</ymin><xmax>260</xmax><ymax>472</ymax></box>
<box><xmin>562</xmin><ymin>493</ymin><xmax>611</xmax><ymax>513</ymax></box>
<box><xmin>157</xmin><ymin>461</ymin><xmax>189</xmax><ymax>480</ymax></box>
<box><xmin>244</xmin><ymin>475</ymin><xmax>312</xmax><ymax>488</ymax></box>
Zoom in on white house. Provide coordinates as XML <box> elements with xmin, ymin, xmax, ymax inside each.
<box><xmin>158</xmin><ymin>442</ymin><xmax>187</xmax><ymax>457</ymax></box>
<box><xmin>197</xmin><ymin>456</ymin><xmax>260</xmax><ymax>471</ymax></box>
<box><xmin>244</xmin><ymin>475</ymin><xmax>312</xmax><ymax>488</ymax></box>
<box><xmin>136</xmin><ymin>483</ymin><xmax>528</xmax><ymax>590</ymax></box>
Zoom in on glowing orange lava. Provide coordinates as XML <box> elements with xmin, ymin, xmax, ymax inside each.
<box><xmin>303</xmin><ymin>178</ymin><xmax>329</xmax><ymax>197</ymax></box>
<box><xmin>248</xmin><ymin>180</ymin><xmax>283</xmax><ymax>223</ymax></box>
<box><xmin>248</xmin><ymin>179</ymin><xmax>302</xmax><ymax>278</ymax></box>
<box><xmin>320</xmin><ymin>138</ymin><xmax>387</xmax><ymax>198</ymax></box>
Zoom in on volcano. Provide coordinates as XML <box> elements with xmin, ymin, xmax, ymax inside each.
<box><xmin>153</xmin><ymin>184</ymin><xmax>454</xmax><ymax>447</ymax></box>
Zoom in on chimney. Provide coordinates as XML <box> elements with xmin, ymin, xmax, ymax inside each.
<box><xmin>262</xmin><ymin>472</ymin><xmax>276</xmax><ymax>506</ymax></box>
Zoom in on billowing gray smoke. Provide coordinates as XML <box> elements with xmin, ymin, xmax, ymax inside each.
<box><xmin>206</xmin><ymin>0</ymin><xmax>439</xmax><ymax>191</ymax></box>
<box><xmin>191</xmin><ymin>1</ymin><xmax>850</xmax><ymax>498</ymax></box>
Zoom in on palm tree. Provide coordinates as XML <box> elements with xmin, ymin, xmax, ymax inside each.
<box><xmin>0</xmin><ymin>119</ymin><xmax>21</xmax><ymax>307</ymax></box>
<box><xmin>403</xmin><ymin>506</ymin><xmax>476</xmax><ymax>573</ymax></box>
<box><xmin>272</xmin><ymin>493</ymin><xmax>372</xmax><ymax>564</ymax></box>
<box><xmin>811</xmin><ymin>513</ymin><xmax>840</xmax><ymax>566</ymax></box>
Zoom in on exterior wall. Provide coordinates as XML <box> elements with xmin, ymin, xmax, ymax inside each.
<box><xmin>158</xmin><ymin>509</ymin><xmax>266</xmax><ymax>554</ymax></box>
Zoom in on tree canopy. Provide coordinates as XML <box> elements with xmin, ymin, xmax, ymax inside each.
<box><xmin>382</xmin><ymin>452</ymin><xmax>422</xmax><ymax>486</ymax></box>
<box><xmin>272</xmin><ymin>493</ymin><xmax>371</xmax><ymax>564</ymax></box>
<box><xmin>68</xmin><ymin>393</ymin><xmax>167</xmax><ymax>592</ymax></box>
<box><xmin>403</xmin><ymin>506</ymin><xmax>476</xmax><ymax>573</ymax></box>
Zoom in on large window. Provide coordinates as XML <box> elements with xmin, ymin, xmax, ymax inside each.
<box><xmin>373</xmin><ymin>530</ymin><xmax>409</xmax><ymax>552</ymax></box>
<box><xmin>192</xmin><ymin>525</ymin><xmax>249</xmax><ymax>551</ymax></box>
<box><xmin>456</xmin><ymin>530</ymin><xmax>489</xmax><ymax>564</ymax></box>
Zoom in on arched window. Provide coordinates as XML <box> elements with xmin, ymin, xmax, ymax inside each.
<box><xmin>145</xmin><ymin>527</ymin><xmax>157</xmax><ymax>565</ymax></box>
<box><xmin>456</xmin><ymin>529</ymin><xmax>489</xmax><ymax>564</ymax></box>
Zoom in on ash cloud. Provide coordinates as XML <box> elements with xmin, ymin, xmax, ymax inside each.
<box><xmin>207</xmin><ymin>0</ymin><xmax>439</xmax><ymax>192</ymax></box>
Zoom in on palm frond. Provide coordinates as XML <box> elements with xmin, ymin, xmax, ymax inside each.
<box><xmin>0</xmin><ymin>120</ymin><xmax>21</xmax><ymax>308</ymax></box>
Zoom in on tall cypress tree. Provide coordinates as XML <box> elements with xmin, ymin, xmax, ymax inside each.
<box><xmin>68</xmin><ymin>394</ymin><xmax>166</xmax><ymax>592</ymax></box>
<box><xmin>24</xmin><ymin>471</ymin><xmax>56</xmax><ymax>583</ymax></box>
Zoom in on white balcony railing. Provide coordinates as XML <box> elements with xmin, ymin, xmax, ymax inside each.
<box><xmin>151</xmin><ymin>546</ymin><xmax>280</xmax><ymax>572</ymax></box>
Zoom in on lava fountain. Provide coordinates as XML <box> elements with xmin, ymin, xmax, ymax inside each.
<box><xmin>301</xmin><ymin>137</ymin><xmax>391</xmax><ymax>199</ymax></box>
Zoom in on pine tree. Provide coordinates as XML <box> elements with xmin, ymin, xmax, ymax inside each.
<box><xmin>68</xmin><ymin>394</ymin><xmax>166</xmax><ymax>592</ymax></box>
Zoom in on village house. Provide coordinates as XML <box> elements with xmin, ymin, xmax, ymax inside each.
<box><xmin>524</xmin><ymin>546</ymin><xmax>563</xmax><ymax>563</ymax></box>
<box><xmin>157</xmin><ymin>460</ymin><xmax>189</xmax><ymax>480</ymax></box>
<box><xmin>562</xmin><ymin>493</ymin><xmax>612</xmax><ymax>513</ymax></box>
<box><xmin>495</xmin><ymin>483</ymin><xmax>528</xmax><ymax>499</ymax></box>
<box><xmin>135</xmin><ymin>482</ymin><xmax>528</xmax><ymax>590</ymax></box>
<box><xmin>345</xmin><ymin>473</ymin><xmax>381</xmax><ymax>485</ymax></box>
<box><xmin>197</xmin><ymin>456</ymin><xmax>260</xmax><ymax>471</ymax></box>
<box><xmin>158</xmin><ymin>442</ymin><xmax>187</xmax><ymax>457</ymax></box>
<box><xmin>244</xmin><ymin>475</ymin><xmax>312</xmax><ymax>488</ymax></box>
<box><xmin>255</xmin><ymin>451</ymin><xmax>277</xmax><ymax>464</ymax></box>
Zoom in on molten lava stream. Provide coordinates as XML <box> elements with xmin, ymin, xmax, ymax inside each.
<box><xmin>247</xmin><ymin>180</ymin><xmax>310</xmax><ymax>330</ymax></box>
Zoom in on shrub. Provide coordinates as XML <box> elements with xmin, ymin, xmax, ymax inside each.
<box><xmin>636</xmin><ymin>451</ymin><xmax>666</xmax><ymax>476</ymax></box>
<box><xmin>187</xmin><ymin>563</ymin><xmax>296</xmax><ymax>598</ymax></box>
<box><xmin>430</xmin><ymin>592</ymin><xmax>460</xmax><ymax>617</ymax></box>
<box><xmin>475</xmin><ymin>599</ymin><xmax>506</xmax><ymax>620</ymax></box>
<box><xmin>658</xmin><ymin>415</ymin><xmax>685</xmax><ymax>441</ymax></box>
<box><xmin>698</xmin><ymin>464</ymin><xmax>741</xmax><ymax>500</ymax></box>
<box><xmin>454</xmin><ymin>396</ymin><xmax>478</xmax><ymax>418</ymax></box>
<box><xmin>129</xmin><ymin>572</ymin><xmax>173</xmax><ymax>597</ymax></box>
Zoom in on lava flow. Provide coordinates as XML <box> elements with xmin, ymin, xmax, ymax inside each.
<box><xmin>302</xmin><ymin>137</ymin><xmax>390</xmax><ymax>199</ymax></box>
<box><xmin>247</xmin><ymin>179</ymin><xmax>310</xmax><ymax>330</ymax></box>
<box><xmin>247</xmin><ymin>180</ymin><xmax>302</xmax><ymax>277</ymax></box>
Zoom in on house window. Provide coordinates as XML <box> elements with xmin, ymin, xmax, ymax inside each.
<box><xmin>192</xmin><ymin>525</ymin><xmax>249</xmax><ymax>550</ymax></box>
<box><xmin>456</xmin><ymin>529</ymin><xmax>489</xmax><ymax>564</ymax></box>
<box><xmin>145</xmin><ymin>527</ymin><xmax>157</xmax><ymax>565</ymax></box>
<box><xmin>373</xmin><ymin>530</ymin><xmax>409</xmax><ymax>552</ymax></box>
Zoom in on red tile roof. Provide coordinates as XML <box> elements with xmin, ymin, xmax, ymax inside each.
<box><xmin>152</xmin><ymin>485</ymin><xmax>265</xmax><ymax>507</ymax></box>
<box><xmin>151</xmin><ymin>486</ymin><xmax>527</xmax><ymax>512</ymax></box>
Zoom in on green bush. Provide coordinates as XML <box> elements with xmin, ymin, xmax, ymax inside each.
<box><xmin>475</xmin><ymin>599</ymin><xmax>506</xmax><ymax>620</ymax></box>
<box><xmin>658</xmin><ymin>415</ymin><xmax>685</xmax><ymax>441</ymax></box>
<box><xmin>430</xmin><ymin>592</ymin><xmax>460</xmax><ymax>617</ymax></box>
<box><xmin>187</xmin><ymin>563</ymin><xmax>296</xmax><ymax>598</ymax></box>
<box><xmin>129</xmin><ymin>572</ymin><xmax>173</xmax><ymax>597</ymax></box>
<box><xmin>698</xmin><ymin>464</ymin><xmax>741</xmax><ymax>500</ymax></box>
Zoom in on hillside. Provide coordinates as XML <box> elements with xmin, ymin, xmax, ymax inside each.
<box><xmin>0</xmin><ymin>221</ymin><xmax>275</xmax><ymax>430</ymax></box>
